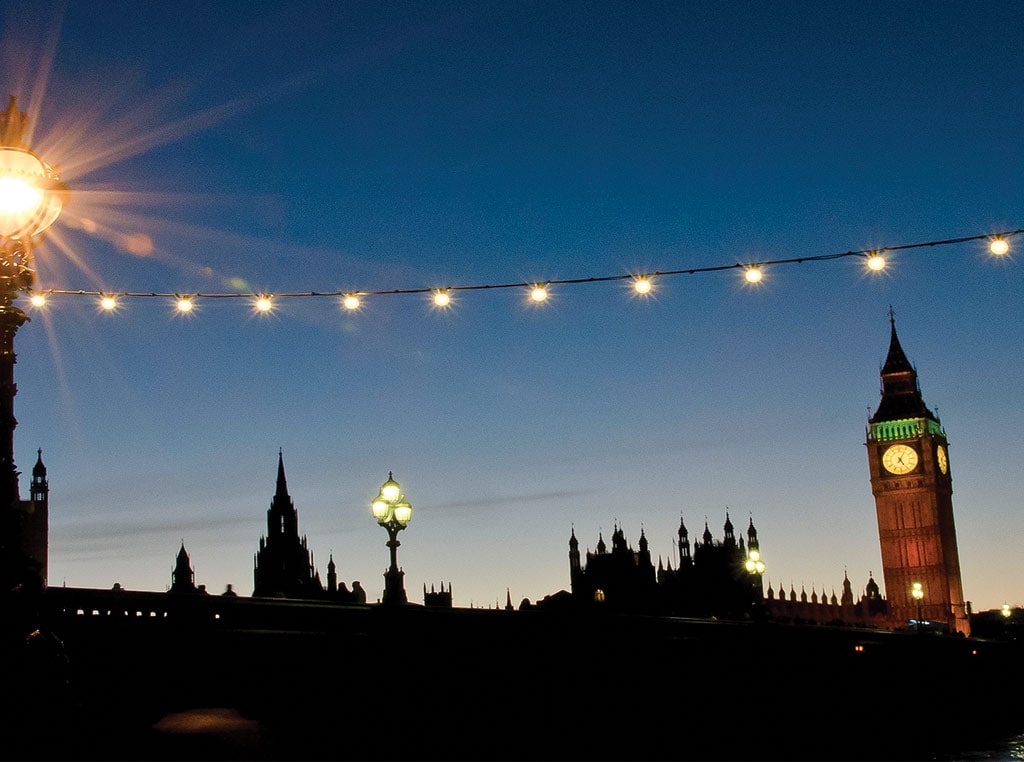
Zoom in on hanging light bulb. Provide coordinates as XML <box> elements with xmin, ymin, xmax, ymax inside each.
<box><xmin>989</xmin><ymin>237</ymin><xmax>1010</xmax><ymax>256</ymax></box>
<box><xmin>99</xmin><ymin>294</ymin><xmax>117</xmax><ymax>311</ymax></box>
<box><xmin>254</xmin><ymin>295</ymin><xmax>273</xmax><ymax>313</ymax></box>
<box><xmin>632</xmin><ymin>276</ymin><xmax>653</xmax><ymax>295</ymax></box>
<box><xmin>342</xmin><ymin>294</ymin><xmax>360</xmax><ymax>311</ymax></box>
<box><xmin>529</xmin><ymin>284</ymin><xmax>549</xmax><ymax>303</ymax></box>
<box><xmin>866</xmin><ymin>252</ymin><xmax>886</xmax><ymax>271</ymax></box>
<box><xmin>744</xmin><ymin>266</ymin><xmax>763</xmax><ymax>284</ymax></box>
<box><xmin>175</xmin><ymin>296</ymin><xmax>194</xmax><ymax>313</ymax></box>
<box><xmin>432</xmin><ymin>289</ymin><xmax>451</xmax><ymax>308</ymax></box>
<box><xmin>28</xmin><ymin>292</ymin><xmax>46</xmax><ymax>307</ymax></box>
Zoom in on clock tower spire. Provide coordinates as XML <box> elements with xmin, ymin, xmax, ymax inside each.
<box><xmin>866</xmin><ymin>309</ymin><xmax>969</xmax><ymax>635</ymax></box>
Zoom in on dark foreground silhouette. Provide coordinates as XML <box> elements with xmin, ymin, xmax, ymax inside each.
<box><xmin>4</xmin><ymin>591</ymin><xmax>1023</xmax><ymax>761</ymax></box>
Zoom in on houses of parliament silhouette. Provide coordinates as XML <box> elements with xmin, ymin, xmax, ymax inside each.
<box><xmin>1</xmin><ymin>314</ymin><xmax>1017</xmax><ymax>761</ymax></box>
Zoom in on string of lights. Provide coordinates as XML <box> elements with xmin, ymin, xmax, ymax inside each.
<box><xmin>24</xmin><ymin>228</ymin><xmax>1021</xmax><ymax>314</ymax></box>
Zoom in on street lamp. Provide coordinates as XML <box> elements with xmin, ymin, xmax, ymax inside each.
<box><xmin>911</xmin><ymin>582</ymin><xmax>924</xmax><ymax>632</ymax></box>
<box><xmin>745</xmin><ymin>548</ymin><xmax>766</xmax><ymax>575</ymax></box>
<box><xmin>0</xmin><ymin>95</ymin><xmax>68</xmax><ymax>594</ymax></box>
<box><xmin>744</xmin><ymin>548</ymin><xmax>765</xmax><ymax>615</ymax></box>
<box><xmin>371</xmin><ymin>472</ymin><xmax>412</xmax><ymax>605</ymax></box>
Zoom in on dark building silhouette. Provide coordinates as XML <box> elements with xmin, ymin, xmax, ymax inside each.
<box><xmin>569</xmin><ymin>512</ymin><xmax>762</xmax><ymax>618</ymax></box>
<box><xmin>169</xmin><ymin>542</ymin><xmax>206</xmax><ymax>594</ymax></box>
<box><xmin>569</xmin><ymin>511</ymin><xmax>888</xmax><ymax>625</ymax></box>
<box><xmin>764</xmin><ymin>569</ymin><xmax>889</xmax><ymax>627</ymax></box>
<box><xmin>423</xmin><ymin>581</ymin><xmax>453</xmax><ymax>608</ymax></box>
<box><xmin>252</xmin><ymin>450</ymin><xmax>324</xmax><ymax>599</ymax></box>
<box><xmin>866</xmin><ymin>310</ymin><xmax>969</xmax><ymax>635</ymax></box>
<box><xmin>2</xmin><ymin>448</ymin><xmax>47</xmax><ymax>594</ymax></box>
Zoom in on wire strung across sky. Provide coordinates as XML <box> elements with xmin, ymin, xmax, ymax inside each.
<box><xmin>25</xmin><ymin>228</ymin><xmax>1022</xmax><ymax>313</ymax></box>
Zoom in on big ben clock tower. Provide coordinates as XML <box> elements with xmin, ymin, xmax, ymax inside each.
<box><xmin>866</xmin><ymin>309</ymin><xmax>969</xmax><ymax>636</ymax></box>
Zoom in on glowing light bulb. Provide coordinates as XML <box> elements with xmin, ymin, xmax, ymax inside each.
<box><xmin>254</xmin><ymin>296</ymin><xmax>273</xmax><ymax>313</ymax></box>
<box><xmin>28</xmin><ymin>292</ymin><xmax>46</xmax><ymax>307</ymax></box>
<box><xmin>633</xmin><ymin>276</ymin><xmax>652</xmax><ymax>295</ymax></box>
<box><xmin>99</xmin><ymin>295</ymin><xmax>117</xmax><ymax>311</ymax></box>
<box><xmin>866</xmin><ymin>253</ymin><xmax>886</xmax><ymax>271</ymax></box>
<box><xmin>176</xmin><ymin>297</ymin><xmax>194</xmax><ymax>313</ymax></box>
<box><xmin>530</xmin><ymin>285</ymin><xmax>548</xmax><ymax>302</ymax></box>
<box><xmin>433</xmin><ymin>290</ymin><xmax>451</xmax><ymax>307</ymax></box>
<box><xmin>990</xmin><ymin>238</ymin><xmax>1009</xmax><ymax>256</ymax></box>
<box><xmin>744</xmin><ymin>267</ymin><xmax>763</xmax><ymax>284</ymax></box>
<box><xmin>342</xmin><ymin>294</ymin><xmax>360</xmax><ymax>310</ymax></box>
<box><xmin>0</xmin><ymin>177</ymin><xmax>43</xmax><ymax>216</ymax></box>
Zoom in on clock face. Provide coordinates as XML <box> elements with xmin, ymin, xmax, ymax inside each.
<box><xmin>936</xmin><ymin>445</ymin><xmax>948</xmax><ymax>474</ymax></box>
<box><xmin>882</xmin><ymin>444</ymin><xmax>919</xmax><ymax>475</ymax></box>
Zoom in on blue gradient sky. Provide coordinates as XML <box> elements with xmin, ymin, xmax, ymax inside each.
<box><xmin>3</xmin><ymin>1</ymin><xmax>1022</xmax><ymax>610</ymax></box>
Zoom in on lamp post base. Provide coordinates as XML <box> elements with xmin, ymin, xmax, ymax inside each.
<box><xmin>382</xmin><ymin>568</ymin><xmax>407</xmax><ymax>605</ymax></box>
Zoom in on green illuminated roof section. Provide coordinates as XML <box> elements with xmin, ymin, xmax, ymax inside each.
<box><xmin>868</xmin><ymin>417</ymin><xmax>944</xmax><ymax>442</ymax></box>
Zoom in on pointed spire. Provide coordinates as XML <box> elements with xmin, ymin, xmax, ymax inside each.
<box><xmin>871</xmin><ymin>308</ymin><xmax>937</xmax><ymax>423</ymax></box>
<box><xmin>276</xmin><ymin>448</ymin><xmax>289</xmax><ymax>497</ymax></box>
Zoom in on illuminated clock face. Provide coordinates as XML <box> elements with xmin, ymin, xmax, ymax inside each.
<box><xmin>882</xmin><ymin>444</ymin><xmax>919</xmax><ymax>475</ymax></box>
<box><xmin>936</xmin><ymin>445</ymin><xmax>948</xmax><ymax>474</ymax></box>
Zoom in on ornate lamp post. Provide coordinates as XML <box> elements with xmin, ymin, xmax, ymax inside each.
<box><xmin>371</xmin><ymin>472</ymin><xmax>412</xmax><ymax>605</ymax></box>
<box><xmin>911</xmin><ymin>581</ymin><xmax>924</xmax><ymax>632</ymax></box>
<box><xmin>0</xmin><ymin>96</ymin><xmax>68</xmax><ymax>594</ymax></box>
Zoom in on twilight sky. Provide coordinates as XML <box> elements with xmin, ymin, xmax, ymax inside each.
<box><xmin>3</xmin><ymin>1</ymin><xmax>1022</xmax><ymax>611</ymax></box>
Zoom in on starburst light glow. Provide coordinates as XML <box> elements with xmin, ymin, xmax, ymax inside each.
<box><xmin>744</xmin><ymin>266</ymin><xmax>763</xmax><ymax>284</ymax></box>
<box><xmin>990</xmin><ymin>238</ymin><xmax>1010</xmax><ymax>256</ymax></box>
<box><xmin>0</xmin><ymin>176</ymin><xmax>43</xmax><ymax>217</ymax></box>
<box><xmin>342</xmin><ymin>294</ymin><xmax>360</xmax><ymax>310</ymax></box>
<box><xmin>433</xmin><ymin>290</ymin><xmax>451</xmax><ymax>308</ymax></box>
<box><xmin>530</xmin><ymin>285</ymin><xmax>549</xmax><ymax>303</ymax></box>
<box><xmin>632</xmin><ymin>276</ymin><xmax>653</xmax><ymax>295</ymax></box>
<box><xmin>254</xmin><ymin>296</ymin><xmax>273</xmax><ymax>313</ymax></box>
<box><xmin>28</xmin><ymin>292</ymin><xmax>46</xmax><ymax>307</ymax></box>
<box><xmin>175</xmin><ymin>296</ymin><xmax>194</xmax><ymax>313</ymax></box>
<box><xmin>99</xmin><ymin>295</ymin><xmax>117</xmax><ymax>311</ymax></box>
<box><xmin>866</xmin><ymin>252</ymin><xmax>886</xmax><ymax>271</ymax></box>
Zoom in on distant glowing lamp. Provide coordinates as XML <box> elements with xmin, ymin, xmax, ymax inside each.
<box><xmin>866</xmin><ymin>252</ymin><xmax>886</xmax><ymax>271</ymax></box>
<box><xmin>342</xmin><ymin>294</ymin><xmax>360</xmax><ymax>311</ymax></box>
<box><xmin>99</xmin><ymin>295</ymin><xmax>117</xmax><ymax>311</ymax></box>
<box><xmin>744</xmin><ymin>266</ymin><xmax>763</xmax><ymax>284</ymax></box>
<box><xmin>989</xmin><ymin>238</ymin><xmax>1009</xmax><ymax>256</ymax></box>
<box><xmin>254</xmin><ymin>295</ymin><xmax>273</xmax><ymax>313</ymax></box>
<box><xmin>530</xmin><ymin>285</ymin><xmax>548</xmax><ymax>303</ymax></box>
<box><xmin>433</xmin><ymin>289</ymin><xmax>451</xmax><ymax>307</ymax></box>
<box><xmin>745</xmin><ymin>549</ymin><xmax>766</xmax><ymax>574</ymax></box>
<box><xmin>175</xmin><ymin>296</ymin><xmax>194</xmax><ymax>313</ymax></box>
<box><xmin>912</xmin><ymin>581</ymin><xmax>924</xmax><ymax>631</ymax></box>
<box><xmin>1002</xmin><ymin>603</ymin><xmax>1012</xmax><ymax>619</ymax></box>
<box><xmin>28</xmin><ymin>291</ymin><xmax>45</xmax><ymax>307</ymax></box>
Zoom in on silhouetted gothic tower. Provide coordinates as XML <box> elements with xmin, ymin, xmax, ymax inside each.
<box><xmin>253</xmin><ymin>451</ymin><xmax>323</xmax><ymax>598</ymax></box>
<box><xmin>865</xmin><ymin>311</ymin><xmax>969</xmax><ymax>636</ymax></box>
<box><xmin>170</xmin><ymin>542</ymin><xmax>198</xmax><ymax>593</ymax></box>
